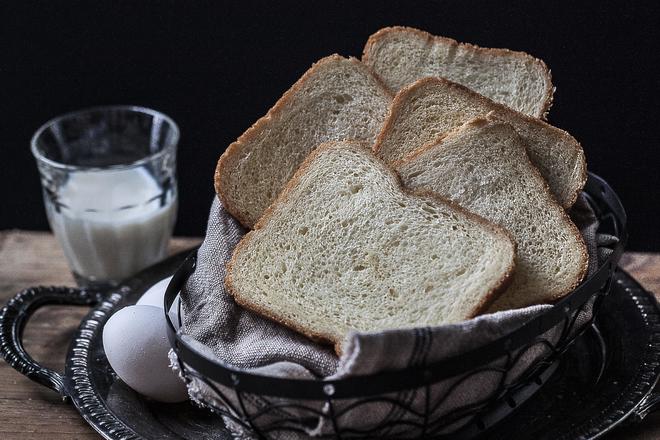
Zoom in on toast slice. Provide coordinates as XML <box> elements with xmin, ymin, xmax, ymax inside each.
<box><xmin>375</xmin><ymin>77</ymin><xmax>586</xmax><ymax>208</ymax></box>
<box><xmin>215</xmin><ymin>55</ymin><xmax>392</xmax><ymax>228</ymax></box>
<box><xmin>226</xmin><ymin>141</ymin><xmax>516</xmax><ymax>350</ymax></box>
<box><xmin>396</xmin><ymin>117</ymin><xmax>588</xmax><ymax>310</ymax></box>
<box><xmin>362</xmin><ymin>26</ymin><xmax>554</xmax><ymax>118</ymax></box>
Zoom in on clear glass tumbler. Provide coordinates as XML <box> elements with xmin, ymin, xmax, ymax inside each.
<box><xmin>31</xmin><ymin>106</ymin><xmax>179</xmax><ymax>287</ymax></box>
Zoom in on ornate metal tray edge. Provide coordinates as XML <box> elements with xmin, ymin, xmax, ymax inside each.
<box><xmin>1</xmin><ymin>257</ymin><xmax>659</xmax><ymax>439</ymax></box>
<box><xmin>562</xmin><ymin>272</ymin><xmax>660</xmax><ymax>440</ymax></box>
<box><xmin>0</xmin><ymin>251</ymin><xmax>191</xmax><ymax>440</ymax></box>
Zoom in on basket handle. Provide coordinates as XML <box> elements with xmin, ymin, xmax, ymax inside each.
<box><xmin>0</xmin><ymin>286</ymin><xmax>102</xmax><ymax>399</ymax></box>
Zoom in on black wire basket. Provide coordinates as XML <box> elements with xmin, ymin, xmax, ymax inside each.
<box><xmin>164</xmin><ymin>172</ymin><xmax>627</xmax><ymax>440</ymax></box>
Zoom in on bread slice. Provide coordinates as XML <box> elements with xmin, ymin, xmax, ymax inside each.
<box><xmin>375</xmin><ymin>77</ymin><xmax>586</xmax><ymax>208</ymax></box>
<box><xmin>226</xmin><ymin>141</ymin><xmax>516</xmax><ymax>350</ymax></box>
<box><xmin>215</xmin><ymin>55</ymin><xmax>392</xmax><ymax>228</ymax></box>
<box><xmin>362</xmin><ymin>26</ymin><xmax>554</xmax><ymax>118</ymax></box>
<box><xmin>396</xmin><ymin>117</ymin><xmax>588</xmax><ymax>311</ymax></box>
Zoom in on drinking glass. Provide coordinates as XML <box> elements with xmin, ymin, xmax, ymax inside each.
<box><xmin>31</xmin><ymin>106</ymin><xmax>179</xmax><ymax>287</ymax></box>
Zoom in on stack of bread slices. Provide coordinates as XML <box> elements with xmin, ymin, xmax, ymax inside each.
<box><xmin>215</xmin><ymin>26</ymin><xmax>589</xmax><ymax>353</ymax></box>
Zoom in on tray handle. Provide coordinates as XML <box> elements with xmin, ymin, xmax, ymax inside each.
<box><xmin>0</xmin><ymin>286</ymin><xmax>102</xmax><ymax>399</ymax></box>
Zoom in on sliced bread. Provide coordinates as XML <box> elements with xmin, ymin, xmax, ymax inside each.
<box><xmin>226</xmin><ymin>141</ymin><xmax>516</xmax><ymax>350</ymax></box>
<box><xmin>362</xmin><ymin>26</ymin><xmax>554</xmax><ymax>118</ymax></box>
<box><xmin>215</xmin><ymin>55</ymin><xmax>392</xmax><ymax>228</ymax></box>
<box><xmin>396</xmin><ymin>117</ymin><xmax>588</xmax><ymax>310</ymax></box>
<box><xmin>375</xmin><ymin>77</ymin><xmax>586</xmax><ymax>208</ymax></box>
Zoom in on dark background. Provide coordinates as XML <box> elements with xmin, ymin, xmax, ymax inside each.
<box><xmin>2</xmin><ymin>1</ymin><xmax>659</xmax><ymax>250</ymax></box>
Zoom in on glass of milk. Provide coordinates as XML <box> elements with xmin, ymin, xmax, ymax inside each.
<box><xmin>31</xmin><ymin>106</ymin><xmax>179</xmax><ymax>287</ymax></box>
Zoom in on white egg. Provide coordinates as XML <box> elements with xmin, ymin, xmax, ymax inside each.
<box><xmin>137</xmin><ymin>276</ymin><xmax>181</xmax><ymax>328</ymax></box>
<box><xmin>102</xmin><ymin>304</ymin><xmax>188</xmax><ymax>403</ymax></box>
<box><xmin>137</xmin><ymin>276</ymin><xmax>174</xmax><ymax>308</ymax></box>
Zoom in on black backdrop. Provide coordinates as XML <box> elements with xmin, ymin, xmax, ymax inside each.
<box><xmin>2</xmin><ymin>1</ymin><xmax>659</xmax><ymax>250</ymax></box>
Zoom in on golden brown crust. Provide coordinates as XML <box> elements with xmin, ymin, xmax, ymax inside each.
<box><xmin>362</xmin><ymin>26</ymin><xmax>554</xmax><ymax>120</ymax></box>
<box><xmin>225</xmin><ymin>142</ymin><xmax>374</xmax><ymax>353</ymax></box>
<box><xmin>406</xmin><ymin>187</ymin><xmax>517</xmax><ymax>318</ymax></box>
<box><xmin>393</xmin><ymin>114</ymin><xmax>494</xmax><ymax>168</ymax></box>
<box><xmin>518</xmin><ymin>151</ymin><xmax>589</xmax><ymax>304</ymax></box>
<box><xmin>395</xmin><ymin>115</ymin><xmax>589</xmax><ymax>310</ymax></box>
<box><xmin>214</xmin><ymin>54</ymin><xmax>393</xmax><ymax>229</ymax></box>
<box><xmin>228</xmin><ymin>274</ymin><xmax>340</xmax><ymax>347</ymax></box>
<box><xmin>225</xmin><ymin>141</ymin><xmax>517</xmax><ymax>353</ymax></box>
<box><xmin>214</xmin><ymin>160</ymin><xmax>254</xmax><ymax>230</ymax></box>
<box><xmin>540</xmin><ymin>74</ymin><xmax>555</xmax><ymax>120</ymax></box>
<box><xmin>373</xmin><ymin>76</ymin><xmax>587</xmax><ymax>208</ymax></box>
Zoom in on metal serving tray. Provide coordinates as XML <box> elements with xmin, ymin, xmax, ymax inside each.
<box><xmin>1</xmin><ymin>251</ymin><xmax>659</xmax><ymax>439</ymax></box>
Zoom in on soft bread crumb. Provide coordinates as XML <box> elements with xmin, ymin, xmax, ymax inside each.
<box><xmin>362</xmin><ymin>26</ymin><xmax>554</xmax><ymax>118</ymax></box>
<box><xmin>226</xmin><ymin>141</ymin><xmax>516</xmax><ymax>351</ymax></box>
<box><xmin>375</xmin><ymin>77</ymin><xmax>586</xmax><ymax>208</ymax></box>
<box><xmin>215</xmin><ymin>55</ymin><xmax>392</xmax><ymax>228</ymax></box>
<box><xmin>397</xmin><ymin>117</ymin><xmax>588</xmax><ymax>310</ymax></box>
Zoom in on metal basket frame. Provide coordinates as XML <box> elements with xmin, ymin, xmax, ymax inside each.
<box><xmin>164</xmin><ymin>172</ymin><xmax>627</xmax><ymax>439</ymax></box>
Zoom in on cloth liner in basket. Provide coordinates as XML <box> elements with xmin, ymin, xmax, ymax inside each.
<box><xmin>172</xmin><ymin>194</ymin><xmax>615</xmax><ymax>439</ymax></box>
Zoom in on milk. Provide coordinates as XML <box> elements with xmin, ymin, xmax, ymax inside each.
<box><xmin>45</xmin><ymin>167</ymin><xmax>177</xmax><ymax>283</ymax></box>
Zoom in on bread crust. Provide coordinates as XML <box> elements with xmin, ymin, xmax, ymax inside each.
<box><xmin>214</xmin><ymin>54</ymin><xmax>393</xmax><ymax>229</ymax></box>
<box><xmin>225</xmin><ymin>141</ymin><xmax>517</xmax><ymax>353</ymax></box>
<box><xmin>406</xmin><ymin>188</ymin><xmax>517</xmax><ymax>318</ymax></box>
<box><xmin>395</xmin><ymin>115</ymin><xmax>589</xmax><ymax>308</ymax></box>
<box><xmin>362</xmin><ymin>26</ymin><xmax>555</xmax><ymax>119</ymax></box>
<box><xmin>373</xmin><ymin>76</ymin><xmax>587</xmax><ymax>208</ymax></box>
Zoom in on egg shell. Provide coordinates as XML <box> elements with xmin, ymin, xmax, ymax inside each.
<box><xmin>102</xmin><ymin>304</ymin><xmax>188</xmax><ymax>403</ymax></box>
<box><xmin>137</xmin><ymin>276</ymin><xmax>181</xmax><ymax>327</ymax></box>
<box><xmin>137</xmin><ymin>276</ymin><xmax>174</xmax><ymax>309</ymax></box>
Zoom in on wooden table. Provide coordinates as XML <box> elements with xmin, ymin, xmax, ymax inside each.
<box><xmin>0</xmin><ymin>230</ymin><xmax>658</xmax><ymax>439</ymax></box>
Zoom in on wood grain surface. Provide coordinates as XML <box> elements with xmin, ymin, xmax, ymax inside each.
<box><xmin>0</xmin><ymin>230</ymin><xmax>658</xmax><ymax>439</ymax></box>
